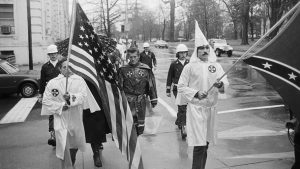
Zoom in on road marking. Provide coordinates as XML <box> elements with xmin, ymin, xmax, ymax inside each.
<box><xmin>218</xmin><ymin>104</ymin><xmax>284</xmax><ymax>114</ymax></box>
<box><xmin>158</xmin><ymin>97</ymin><xmax>177</xmax><ymax>117</ymax></box>
<box><xmin>158</xmin><ymin>96</ymin><xmax>284</xmax><ymax>117</ymax></box>
<box><xmin>0</xmin><ymin>97</ymin><xmax>38</xmax><ymax>124</ymax></box>
<box><xmin>218</xmin><ymin>125</ymin><xmax>286</xmax><ymax>139</ymax></box>
<box><xmin>226</xmin><ymin>151</ymin><xmax>294</xmax><ymax>159</ymax></box>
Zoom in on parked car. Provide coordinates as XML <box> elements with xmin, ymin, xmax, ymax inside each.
<box><xmin>0</xmin><ymin>59</ymin><xmax>39</xmax><ymax>97</ymax></box>
<box><xmin>208</xmin><ymin>39</ymin><xmax>233</xmax><ymax>57</ymax></box>
<box><xmin>154</xmin><ymin>40</ymin><xmax>168</xmax><ymax>48</ymax></box>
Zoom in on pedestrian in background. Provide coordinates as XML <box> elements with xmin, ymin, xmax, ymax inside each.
<box><xmin>39</xmin><ymin>44</ymin><xmax>62</xmax><ymax>147</ymax></box>
<box><xmin>140</xmin><ymin>42</ymin><xmax>157</xmax><ymax>114</ymax></box>
<box><xmin>41</xmin><ymin>59</ymin><xmax>87</xmax><ymax>168</ymax></box>
<box><xmin>140</xmin><ymin>42</ymin><xmax>157</xmax><ymax>71</ymax></box>
<box><xmin>118</xmin><ymin>47</ymin><xmax>157</xmax><ymax>135</ymax></box>
<box><xmin>166</xmin><ymin>44</ymin><xmax>189</xmax><ymax>140</ymax></box>
<box><xmin>176</xmin><ymin>22</ymin><xmax>228</xmax><ymax>169</ymax></box>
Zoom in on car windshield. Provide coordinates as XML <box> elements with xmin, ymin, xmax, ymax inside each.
<box><xmin>0</xmin><ymin>61</ymin><xmax>19</xmax><ymax>74</ymax></box>
<box><xmin>213</xmin><ymin>39</ymin><xmax>227</xmax><ymax>44</ymax></box>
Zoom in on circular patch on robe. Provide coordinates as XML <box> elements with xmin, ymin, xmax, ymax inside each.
<box><xmin>51</xmin><ymin>89</ymin><xmax>59</xmax><ymax>97</ymax></box>
<box><xmin>208</xmin><ymin>65</ymin><xmax>216</xmax><ymax>73</ymax></box>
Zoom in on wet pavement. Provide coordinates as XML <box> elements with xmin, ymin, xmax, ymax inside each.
<box><xmin>0</xmin><ymin>46</ymin><xmax>295</xmax><ymax>169</ymax></box>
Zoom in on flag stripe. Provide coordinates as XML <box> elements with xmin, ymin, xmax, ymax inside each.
<box><xmin>245</xmin><ymin>56</ymin><xmax>300</xmax><ymax>88</ymax></box>
<box><xmin>72</xmin><ymin>45</ymin><xmax>96</xmax><ymax>64</ymax></box>
<box><xmin>112</xmin><ymin>84</ymin><xmax>123</xmax><ymax>151</ymax></box>
<box><xmin>70</xmin><ymin>51</ymin><xmax>96</xmax><ymax>75</ymax></box>
<box><xmin>250</xmin><ymin>65</ymin><xmax>300</xmax><ymax>91</ymax></box>
<box><xmin>69</xmin><ymin>57</ymin><xmax>98</xmax><ymax>82</ymax></box>
<box><xmin>253</xmin><ymin>55</ymin><xmax>300</xmax><ymax>73</ymax></box>
<box><xmin>69</xmin><ymin>61</ymin><xmax>99</xmax><ymax>88</ymax></box>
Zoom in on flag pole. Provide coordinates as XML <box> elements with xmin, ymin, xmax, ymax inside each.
<box><xmin>65</xmin><ymin>0</ymin><xmax>77</xmax><ymax>92</ymax></box>
<box><xmin>207</xmin><ymin>1</ymin><xmax>300</xmax><ymax>92</ymax></box>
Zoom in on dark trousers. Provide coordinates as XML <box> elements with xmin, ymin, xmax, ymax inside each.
<box><xmin>292</xmin><ymin>127</ymin><xmax>300</xmax><ymax>169</ymax></box>
<box><xmin>127</xmin><ymin>95</ymin><xmax>147</xmax><ymax>135</ymax></box>
<box><xmin>49</xmin><ymin>115</ymin><xmax>54</xmax><ymax>132</ymax></box>
<box><xmin>192</xmin><ymin>143</ymin><xmax>209</xmax><ymax>169</ymax></box>
<box><xmin>173</xmin><ymin>88</ymin><xmax>187</xmax><ymax>126</ymax></box>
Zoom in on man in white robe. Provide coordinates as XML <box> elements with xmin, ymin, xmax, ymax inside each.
<box><xmin>41</xmin><ymin>60</ymin><xmax>87</xmax><ymax>168</ymax></box>
<box><xmin>176</xmin><ymin>21</ymin><xmax>229</xmax><ymax>169</ymax></box>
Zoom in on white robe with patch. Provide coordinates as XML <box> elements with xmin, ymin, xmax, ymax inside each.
<box><xmin>176</xmin><ymin>60</ymin><xmax>229</xmax><ymax>146</ymax></box>
<box><xmin>41</xmin><ymin>74</ymin><xmax>87</xmax><ymax>159</ymax></box>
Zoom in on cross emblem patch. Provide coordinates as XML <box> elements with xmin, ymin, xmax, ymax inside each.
<box><xmin>51</xmin><ymin>89</ymin><xmax>59</xmax><ymax>97</ymax></box>
<box><xmin>208</xmin><ymin>65</ymin><xmax>216</xmax><ymax>73</ymax></box>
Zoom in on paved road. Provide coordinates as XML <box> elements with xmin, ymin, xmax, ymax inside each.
<box><xmin>0</xmin><ymin>47</ymin><xmax>295</xmax><ymax>169</ymax></box>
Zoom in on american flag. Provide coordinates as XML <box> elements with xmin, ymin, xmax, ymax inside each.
<box><xmin>67</xmin><ymin>3</ymin><xmax>143</xmax><ymax>169</ymax></box>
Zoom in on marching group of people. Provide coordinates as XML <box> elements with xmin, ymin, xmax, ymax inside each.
<box><xmin>39</xmin><ymin>28</ymin><xmax>229</xmax><ymax>169</ymax></box>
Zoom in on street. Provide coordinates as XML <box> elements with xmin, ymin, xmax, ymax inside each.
<box><xmin>0</xmin><ymin>46</ymin><xmax>294</xmax><ymax>169</ymax></box>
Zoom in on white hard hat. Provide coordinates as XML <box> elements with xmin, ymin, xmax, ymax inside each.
<box><xmin>176</xmin><ymin>44</ymin><xmax>188</xmax><ymax>53</ymax></box>
<box><xmin>47</xmin><ymin>44</ymin><xmax>58</xmax><ymax>54</ymax></box>
<box><xmin>143</xmin><ymin>42</ymin><xmax>150</xmax><ymax>48</ymax></box>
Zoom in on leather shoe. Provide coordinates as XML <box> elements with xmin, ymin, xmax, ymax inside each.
<box><xmin>93</xmin><ymin>154</ymin><xmax>102</xmax><ymax>167</ymax></box>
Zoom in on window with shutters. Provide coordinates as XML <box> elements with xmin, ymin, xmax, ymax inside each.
<box><xmin>0</xmin><ymin>4</ymin><xmax>14</xmax><ymax>35</ymax></box>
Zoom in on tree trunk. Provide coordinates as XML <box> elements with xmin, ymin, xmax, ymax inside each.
<box><xmin>162</xmin><ymin>19</ymin><xmax>166</xmax><ymax>40</ymax></box>
<box><xmin>233</xmin><ymin>21</ymin><xmax>238</xmax><ymax>40</ymax></box>
<box><xmin>169</xmin><ymin>0</ymin><xmax>175</xmax><ymax>41</ymax></box>
<box><xmin>106</xmin><ymin>0</ymin><xmax>111</xmax><ymax>37</ymax></box>
<box><xmin>241</xmin><ymin>0</ymin><xmax>249</xmax><ymax>45</ymax></box>
<box><xmin>203</xmin><ymin>0</ymin><xmax>209</xmax><ymax>38</ymax></box>
<box><xmin>268</xmin><ymin>0</ymin><xmax>282</xmax><ymax>39</ymax></box>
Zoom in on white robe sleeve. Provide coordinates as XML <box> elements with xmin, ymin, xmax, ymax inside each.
<box><xmin>41</xmin><ymin>80</ymin><xmax>64</xmax><ymax>116</ymax></box>
<box><xmin>176</xmin><ymin>65</ymin><xmax>198</xmax><ymax>103</ymax></box>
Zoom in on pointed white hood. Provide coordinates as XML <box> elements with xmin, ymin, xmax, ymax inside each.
<box><xmin>190</xmin><ymin>20</ymin><xmax>217</xmax><ymax>63</ymax></box>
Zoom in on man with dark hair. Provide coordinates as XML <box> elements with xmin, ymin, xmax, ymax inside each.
<box><xmin>118</xmin><ymin>47</ymin><xmax>157</xmax><ymax>135</ymax></box>
<box><xmin>39</xmin><ymin>44</ymin><xmax>62</xmax><ymax>147</ymax></box>
<box><xmin>166</xmin><ymin>44</ymin><xmax>189</xmax><ymax>140</ymax></box>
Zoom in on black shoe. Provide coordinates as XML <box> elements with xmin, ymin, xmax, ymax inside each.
<box><xmin>181</xmin><ymin>126</ymin><xmax>187</xmax><ymax>140</ymax></box>
<box><xmin>93</xmin><ymin>153</ymin><xmax>102</xmax><ymax>167</ymax></box>
<box><xmin>48</xmin><ymin>131</ymin><xmax>56</xmax><ymax>146</ymax></box>
<box><xmin>91</xmin><ymin>143</ymin><xmax>103</xmax><ymax>167</ymax></box>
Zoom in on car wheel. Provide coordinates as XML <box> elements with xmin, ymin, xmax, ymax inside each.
<box><xmin>20</xmin><ymin>83</ymin><xmax>37</xmax><ymax>98</ymax></box>
<box><xmin>227</xmin><ymin>50</ymin><xmax>232</xmax><ymax>57</ymax></box>
<box><xmin>215</xmin><ymin>49</ymin><xmax>221</xmax><ymax>57</ymax></box>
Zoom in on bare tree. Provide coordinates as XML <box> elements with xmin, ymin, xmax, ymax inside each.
<box><xmin>86</xmin><ymin>0</ymin><xmax>121</xmax><ymax>37</ymax></box>
<box><xmin>221</xmin><ymin>0</ymin><xmax>241</xmax><ymax>39</ymax></box>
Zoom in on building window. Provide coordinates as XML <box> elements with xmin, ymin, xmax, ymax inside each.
<box><xmin>0</xmin><ymin>4</ymin><xmax>14</xmax><ymax>35</ymax></box>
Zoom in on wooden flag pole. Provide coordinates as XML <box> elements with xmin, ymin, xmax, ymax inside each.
<box><xmin>207</xmin><ymin>2</ymin><xmax>300</xmax><ymax>93</ymax></box>
<box><xmin>65</xmin><ymin>0</ymin><xmax>77</xmax><ymax>92</ymax></box>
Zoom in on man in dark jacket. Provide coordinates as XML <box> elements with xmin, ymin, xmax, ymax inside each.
<box><xmin>38</xmin><ymin>44</ymin><xmax>62</xmax><ymax>147</ymax></box>
<box><xmin>118</xmin><ymin>47</ymin><xmax>157</xmax><ymax>135</ymax></box>
<box><xmin>140</xmin><ymin>42</ymin><xmax>157</xmax><ymax>70</ymax></box>
<box><xmin>166</xmin><ymin>44</ymin><xmax>189</xmax><ymax>139</ymax></box>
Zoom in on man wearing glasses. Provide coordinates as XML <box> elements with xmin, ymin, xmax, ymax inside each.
<box><xmin>176</xmin><ymin>40</ymin><xmax>229</xmax><ymax>169</ymax></box>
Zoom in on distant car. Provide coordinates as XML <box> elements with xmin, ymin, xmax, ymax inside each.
<box><xmin>208</xmin><ymin>39</ymin><xmax>233</xmax><ymax>57</ymax></box>
<box><xmin>0</xmin><ymin>59</ymin><xmax>39</xmax><ymax>97</ymax></box>
<box><xmin>154</xmin><ymin>40</ymin><xmax>168</xmax><ymax>48</ymax></box>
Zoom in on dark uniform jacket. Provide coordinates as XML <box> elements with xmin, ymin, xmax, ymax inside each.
<box><xmin>39</xmin><ymin>61</ymin><xmax>61</xmax><ymax>95</ymax></box>
<box><xmin>166</xmin><ymin>59</ymin><xmax>189</xmax><ymax>93</ymax></box>
<box><xmin>118</xmin><ymin>63</ymin><xmax>157</xmax><ymax>104</ymax></box>
<box><xmin>139</xmin><ymin>51</ymin><xmax>157</xmax><ymax>69</ymax></box>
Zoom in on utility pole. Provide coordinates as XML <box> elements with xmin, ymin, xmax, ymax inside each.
<box><xmin>27</xmin><ymin>0</ymin><xmax>33</xmax><ymax>70</ymax></box>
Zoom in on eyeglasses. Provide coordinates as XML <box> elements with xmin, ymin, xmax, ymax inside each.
<box><xmin>198</xmin><ymin>45</ymin><xmax>210</xmax><ymax>50</ymax></box>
